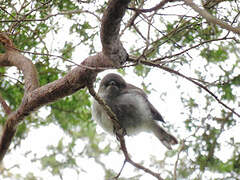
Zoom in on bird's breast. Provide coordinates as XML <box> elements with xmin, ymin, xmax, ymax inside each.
<box><xmin>92</xmin><ymin>92</ymin><xmax>153</xmax><ymax>136</ymax></box>
<box><xmin>92</xmin><ymin>99</ymin><xmax>115</xmax><ymax>134</ymax></box>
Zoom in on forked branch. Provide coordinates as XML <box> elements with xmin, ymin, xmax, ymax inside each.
<box><xmin>0</xmin><ymin>0</ymin><xmax>130</xmax><ymax>162</ymax></box>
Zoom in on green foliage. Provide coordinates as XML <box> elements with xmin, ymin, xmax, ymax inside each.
<box><xmin>60</xmin><ymin>42</ymin><xmax>74</xmax><ymax>59</ymax></box>
<box><xmin>200</xmin><ymin>46</ymin><xmax>229</xmax><ymax>63</ymax></box>
<box><xmin>0</xmin><ymin>0</ymin><xmax>240</xmax><ymax>180</ymax></box>
<box><xmin>0</xmin><ymin>82</ymin><xmax>23</xmax><ymax>110</ymax></box>
<box><xmin>49</xmin><ymin>89</ymin><xmax>92</xmax><ymax>131</ymax></box>
<box><xmin>35</xmin><ymin>61</ymin><xmax>62</xmax><ymax>86</ymax></box>
<box><xmin>232</xmin><ymin>75</ymin><xmax>240</xmax><ymax>85</ymax></box>
<box><xmin>221</xmin><ymin>84</ymin><xmax>235</xmax><ymax>101</ymax></box>
<box><xmin>165</xmin><ymin>20</ymin><xmax>202</xmax><ymax>45</ymax></box>
<box><xmin>39</xmin><ymin>138</ymin><xmax>79</xmax><ymax>176</ymax></box>
<box><xmin>52</xmin><ymin>0</ymin><xmax>78</xmax><ymax>11</ymax></box>
<box><xmin>134</xmin><ymin>64</ymin><xmax>150</xmax><ymax>78</ymax></box>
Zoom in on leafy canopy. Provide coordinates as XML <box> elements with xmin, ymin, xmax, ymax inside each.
<box><xmin>0</xmin><ymin>0</ymin><xmax>240</xmax><ymax>179</ymax></box>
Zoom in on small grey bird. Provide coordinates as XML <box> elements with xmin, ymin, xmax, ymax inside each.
<box><xmin>92</xmin><ymin>73</ymin><xmax>178</xmax><ymax>149</ymax></box>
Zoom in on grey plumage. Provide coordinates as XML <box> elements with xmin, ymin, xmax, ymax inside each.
<box><xmin>92</xmin><ymin>73</ymin><xmax>178</xmax><ymax>150</ymax></box>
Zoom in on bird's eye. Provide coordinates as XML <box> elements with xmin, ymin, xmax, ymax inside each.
<box><xmin>107</xmin><ymin>80</ymin><xmax>117</xmax><ymax>86</ymax></box>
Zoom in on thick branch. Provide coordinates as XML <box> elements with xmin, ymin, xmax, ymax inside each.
<box><xmin>0</xmin><ymin>33</ymin><xmax>39</xmax><ymax>93</ymax></box>
<box><xmin>183</xmin><ymin>0</ymin><xmax>240</xmax><ymax>35</ymax></box>
<box><xmin>0</xmin><ymin>33</ymin><xmax>40</xmax><ymax>161</ymax></box>
<box><xmin>100</xmin><ymin>0</ymin><xmax>130</xmax><ymax>65</ymax></box>
<box><xmin>0</xmin><ymin>0</ymin><xmax>130</xmax><ymax>162</ymax></box>
<box><xmin>0</xmin><ymin>53</ymin><xmax>112</xmax><ymax>161</ymax></box>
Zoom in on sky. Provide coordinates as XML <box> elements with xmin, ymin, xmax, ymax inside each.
<box><xmin>4</xmin><ymin>66</ymin><xmax>240</xmax><ymax>179</ymax></box>
<box><xmin>1</xmin><ymin>0</ymin><xmax>240</xmax><ymax>179</ymax></box>
<box><xmin>3</xmin><ymin>70</ymin><xmax>183</xmax><ymax>180</ymax></box>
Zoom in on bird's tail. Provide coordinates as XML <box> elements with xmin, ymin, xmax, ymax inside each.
<box><xmin>150</xmin><ymin>122</ymin><xmax>178</xmax><ymax>150</ymax></box>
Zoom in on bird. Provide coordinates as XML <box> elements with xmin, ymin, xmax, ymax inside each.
<box><xmin>92</xmin><ymin>73</ymin><xmax>178</xmax><ymax>150</ymax></box>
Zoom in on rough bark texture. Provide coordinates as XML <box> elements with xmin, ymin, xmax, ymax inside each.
<box><xmin>101</xmin><ymin>0</ymin><xmax>130</xmax><ymax>65</ymax></box>
<box><xmin>0</xmin><ymin>0</ymin><xmax>130</xmax><ymax>162</ymax></box>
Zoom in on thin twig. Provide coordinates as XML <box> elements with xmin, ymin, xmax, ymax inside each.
<box><xmin>0</xmin><ymin>10</ymin><xmax>101</xmax><ymax>23</ymax></box>
<box><xmin>128</xmin><ymin>0</ymin><xmax>172</xmax><ymax>13</ymax></box>
<box><xmin>87</xmin><ymin>83</ymin><xmax>122</xmax><ymax>135</ymax></box>
<box><xmin>18</xmin><ymin>49</ymin><xmax>136</xmax><ymax>70</ymax></box>
<box><xmin>183</xmin><ymin>0</ymin><xmax>240</xmax><ymax>35</ymax></box>
<box><xmin>0</xmin><ymin>73</ymin><xmax>24</xmax><ymax>85</ymax></box>
<box><xmin>87</xmin><ymin>83</ymin><xmax>164</xmax><ymax>180</ymax></box>
<box><xmin>128</xmin><ymin>58</ymin><xmax>240</xmax><ymax>118</ymax></box>
<box><xmin>173</xmin><ymin>140</ymin><xmax>185</xmax><ymax>180</ymax></box>
<box><xmin>152</xmin><ymin>36</ymin><xmax>234</xmax><ymax>62</ymax></box>
<box><xmin>117</xmin><ymin>134</ymin><xmax>164</xmax><ymax>180</ymax></box>
<box><xmin>120</xmin><ymin>0</ymin><xmax>144</xmax><ymax>36</ymax></box>
<box><xmin>115</xmin><ymin>159</ymin><xmax>127</xmax><ymax>179</ymax></box>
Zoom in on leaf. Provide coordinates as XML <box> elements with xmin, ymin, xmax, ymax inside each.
<box><xmin>200</xmin><ymin>46</ymin><xmax>228</xmax><ymax>63</ymax></box>
<box><xmin>221</xmin><ymin>84</ymin><xmax>235</xmax><ymax>101</ymax></box>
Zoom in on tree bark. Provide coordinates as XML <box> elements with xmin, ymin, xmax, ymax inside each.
<box><xmin>0</xmin><ymin>0</ymin><xmax>130</xmax><ymax>162</ymax></box>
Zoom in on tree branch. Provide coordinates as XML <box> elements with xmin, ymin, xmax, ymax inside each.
<box><xmin>128</xmin><ymin>0</ymin><xmax>172</xmax><ymax>13</ymax></box>
<box><xmin>128</xmin><ymin>58</ymin><xmax>240</xmax><ymax>118</ymax></box>
<box><xmin>183</xmin><ymin>0</ymin><xmax>240</xmax><ymax>35</ymax></box>
<box><xmin>0</xmin><ymin>0</ymin><xmax>130</xmax><ymax>162</ymax></box>
<box><xmin>100</xmin><ymin>0</ymin><xmax>130</xmax><ymax>66</ymax></box>
<box><xmin>0</xmin><ymin>52</ymin><xmax>109</xmax><ymax>162</ymax></box>
<box><xmin>173</xmin><ymin>140</ymin><xmax>185</xmax><ymax>180</ymax></box>
<box><xmin>87</xmin><ymin>83</ymin><xmax>164</xmax><ymax>180</ymax></box>
<box><xmin>87</xmin><ymin>82</ymin><xmax>122</xmax><ymax>132</ymax></box>
<box><xmin>0</xmin><ymin>94</ymin><xmax>11</xmax><ymax>115</ymax></box>
<box><xmin>0</xmin><ymin>9</ymin><xmax>101</xmax><ymax>23</ymax></box>
<box><xmin>152</xmin><ymin>36</ymin><xmax>234</xmax><ymax>62</ymax></box>
<box><xmin>0</xmin><ymin>33</ymin><xmax>39</xmax><ymax>93</ymax></box>
<box><xmin>120</xmin><ymin>0</ymin><xmax>143</xmax><ymax>37</ymax></box>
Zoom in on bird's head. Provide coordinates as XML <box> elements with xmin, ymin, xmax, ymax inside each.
<box><xmin>98</xmin><ymin>73</ymin><xmax>126</xmax><ymax>98</ymax></box>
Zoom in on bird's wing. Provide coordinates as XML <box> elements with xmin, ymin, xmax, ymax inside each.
<box><xmin>122</xmin><ymin>83</ymin><xmax>165</xmax><ymax>123</ymax></box>
<box><xmin>147</xmin><ymin>101</ymin><xmax>165</xmax><ymax>123</ymax></box>
<box><xmin>111</xmin><ymin>102</ymin><xmax>138</xmax><ymax>129</ymax></box>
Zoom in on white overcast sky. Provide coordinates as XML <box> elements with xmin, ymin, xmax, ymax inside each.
<box><xmin>2</xmin><ymin>0</ymin><xmax>240</xmax><ymax>179</ymax></box>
